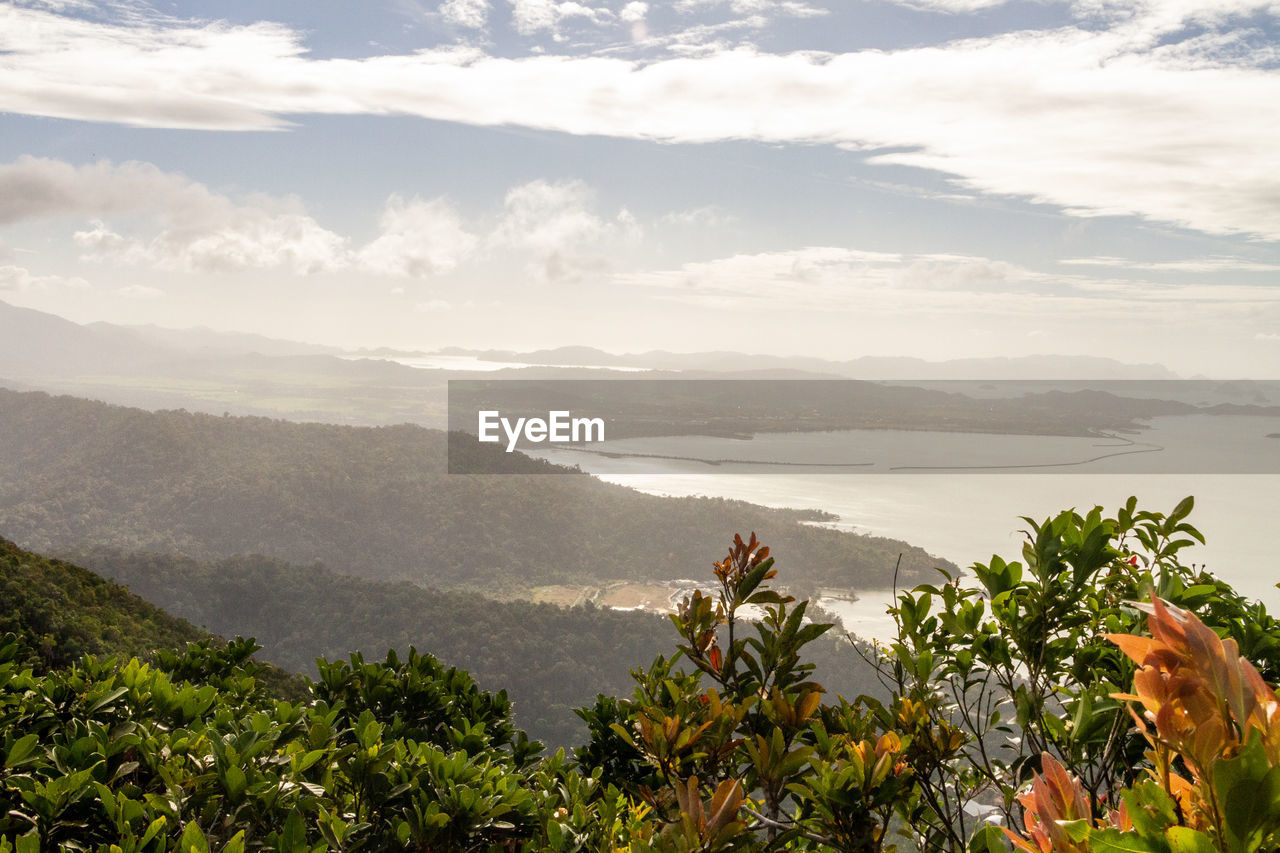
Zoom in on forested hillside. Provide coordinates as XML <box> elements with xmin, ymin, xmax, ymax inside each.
<box><xmin>3</xmin><ymin>502</ymin><xmax>1278</xmax><ymax>851</ymax></box>
<box><xmin>0</xmin><ymin>536</ymin><xmax>207</xmax><ymax>671</ymax></box>
<box><xmin>60</xmin><ymin>546</ymin><xmax>883</xmax><ymax>746</ymax></box>
<box><xmin>0</xmin><ymin>388</ymin><xmax>945</xmax><ymax>595</ymax></box>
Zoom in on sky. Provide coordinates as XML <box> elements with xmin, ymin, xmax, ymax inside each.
<box><xmin>1</xmin><ymin>0</ymin><xmax>1279</xmax><ymax>374</ymax></box>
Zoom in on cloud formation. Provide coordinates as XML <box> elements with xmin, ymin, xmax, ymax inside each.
<box><xmin>356</xmin><ymin>196</ymin><xmax>478</xmax><ymax>277</ymax></box>
<box><xmin>0</xmin><ymin>156</ymin><xmax>478</xmax><ymax>277</ymax></box>
<box><xmin>0</xmin><ymin>264</ymin><xmax>88</xmax><ymax>292</ymax></box>
<box><xmin>440</xmin><ymin>0</ymin><xmax>491</xmax><ymax>28</ymax></box>
<box><xmin>0</xmin><ymin>157</ymin><xmax>657</xmax><ymax>282</ymax></box>
<box><xmin>617</xmin><ymin>245</ymin><xmax>1280</xmax><ymax>311</ymax></box>
<box><xmin>492</xmin><ymin>179</ymin><xmax>639</xmax><ymax>281</ymax></box>
<box><xmin>2</xmin><ymin>3</ymin><xmax>1278</xmax><ymax>239</ymax></box>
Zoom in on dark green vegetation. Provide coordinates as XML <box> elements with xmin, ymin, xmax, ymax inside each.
<box><xmin>0</xmin><ymin>538</ymin><xmax>304</xmax><ymax>701</ymax></box>
<box><xmin>2</xmin><ymin>498</ymin><xmax>1279</xmax><ymax>851</ymax></box>
<box><xmin>0</xmin><ymin>388</ymin><xmax>944</xmax><ymax>595</ymax></box>
<box><xmin>56</xmin><ymin>547</ymin><xmax>882</xmax><ymax>748</ymax></box>
<box><xmin>0</xmin><ymin>537</ymin><xmax>206</xmax><ymax>672</ymax></box>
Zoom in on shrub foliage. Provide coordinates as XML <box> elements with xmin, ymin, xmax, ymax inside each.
<box><xmin>2</xmin><ymin>496</ymin><xmax>1279</xmax><ymax>851</ymax></box>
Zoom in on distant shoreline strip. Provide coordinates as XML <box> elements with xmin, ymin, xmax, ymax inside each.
<box><xmin>545</xmin><ymin>432</ymin><xmax>1166</xmax><ymax>471</ymax></box>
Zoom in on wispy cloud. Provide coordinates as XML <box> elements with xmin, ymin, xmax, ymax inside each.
<box><xmin>660</xmin><ymin>205</ymin><xmax>736</xmax><ymax>226</ymax></box>
<box><xmin>1062</xmin><ymin>256</ymin><xmax>1280</xmax><ymax>272</ymax></box>
<box><xmin>674</xmin><ymin>0</ymin><xmax>829</xmax><ymax>17</ymax></box>
<box><xmin>0</xmin><ymin>263</ymin><xmax>88</xmax><ymax>291</ymax></box>
<box><xmin>617</xmin><ymin>245</ymin><xmax>1280</xmax><ymax>310</ymax></box>
<box><xmin>615</xmin><ymin>246</ymin><xmax>1036</xmax><ymax>307</ymax></box>
<box><xmin>2</xmin><ymin>4</ymin><xmax>1278</xmax><ymax>239</ymax></box>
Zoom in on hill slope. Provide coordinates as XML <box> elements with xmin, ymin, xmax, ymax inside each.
<box><xmin>63</xmin><ymin>545</ymin><xmax>883</xmax><ymax>747</ymax></box>
<box><xmin>0</xmin><ymin>536</ymin><xmax>207</xmax><ymax>670</ymax></box>
<box><xmin>0</xmin><ymin>388</ymin><xmax>946</xmax><ymax>595</ymax></box>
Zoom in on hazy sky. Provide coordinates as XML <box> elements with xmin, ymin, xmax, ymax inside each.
<box><xmin>1</xmin><ymin>0</ymin><xmax>1278</xmax><ymax>374</ymax></box>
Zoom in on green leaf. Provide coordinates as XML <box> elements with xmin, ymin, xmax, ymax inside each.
<box><xmin>1059</xmin><ymin>819</ymin><xmax>1091</xmax><ymax>844</ymax></box>
<box><xmin>224</xmin><ymin>764</ymin><xmax>247</xmax><ymax>800</ymax></box>
<box><xmin>1087</xmin><ymin>828</ymin><xmax>1165</xmax><ymax>853</ymax></box>
<box><xmin>968</xmin><ymin>824</ymin><xmax>1006</xmax><ymax>853</ymax></box>
<box><xmin>88</xmin><ymin>686</ymin><xmax>130</xmax><ymax>714</ymax></box>
<box><xmin>179</xmin><ymin>821</ymin><xmax>210</xmax><ymax>853</ymax></box>
<box><xmin>5</xmin><ymin>733</ymin><xmax>40</xmax><ymax>769</ymax></box>
<box><xmin>139</xmin><ymin>816</ymin><xmax>168</xmax><ymax>847</ymax></box>
<box><xmin>1220</xmin><ymin>761</ymin><xmax>1280</xmax><ymax>849</ymax></box>
<box><xmin>1165</xmin><ymin>827</ymin><xmax>1216</xmax><ymax>853</ymax></box>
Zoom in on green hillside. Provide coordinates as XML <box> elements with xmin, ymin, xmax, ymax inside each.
<box><xmin>0</xmin><ymin>388</ymin><xmax>947</xmax><ymax>595</ymax></box>
<box><xmin>62</xmin><ymin>546</ymin><xmax>882</xmax><ymax>747</ymax></box>
<box><xmin>0</xmin><ymin>536</ymin><xmax>207</xmax><ymax>671</ymax></box>
<box><xmin>3</xmin><ymin>500</ymin><xmax>1277</xmax><ymax>852</ymax></box>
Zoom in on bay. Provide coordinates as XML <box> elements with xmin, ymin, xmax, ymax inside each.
<box><xmin>530</xmin><ymin>416</ymin><xmax>1280</xmax><ymax>633</ymax></box>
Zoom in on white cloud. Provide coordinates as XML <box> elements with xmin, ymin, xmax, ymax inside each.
<box><xmin>661</xmin><ymin>205</ymin><xmax>735</xmax><ymax>227</ymax></box>
<box><xmin>0</xmin><ymin>157</ymin><xmax>350</xmax><ymax>275</ymax></box>
<box><xmin>508</xmin><ymin>0</ymin><xmax>613</xmax><ymax>37</ymax></box>
<box><xmin>1062</xmin><ymin>256</ymin><xmax>1280</xmax><ymax>272</ymax></box>
<box><xmin>620</xmin><ymin>0</ymin><xmax>648</xmax><ymax>22</ymax></box>
<box><xmin>620</xmin><ymin>0</ymin><xmax>648</xmax><ymax>38</ymax></box>
<box><xmin>3</xmin><ymin>5</ymin><xmax>1278</xmax><ymax>239</ymax></box>
<box><xmin>617</xmin><ymin>245</ymin><xmax>1280</xmax><ymax>311</ymax></box>
<box><xmin>0</xmin><ymin>156</ymin><xmax>214</xmax><ymax>225</ymax></box>
<box><xmin>890</xmin><ymin>0</ymin><xmax>1013</xmax><ymax>12</ymax></box>
<box><xmin>357</xmin><ymin>195</ymin><xmax>478</xmax><ymax>277</ymax></box>
<box><xmin>0</xmin><ymin>157</ymin><xmax>479</xmax><ymax>278</ymax></box>
<box><xmin>0</xmin><ymin>264</ymin><xmax>88</xmax><ymax>291</ymax></box>
<box><xmin>73</xmin><ymin>206</ymin><xmax>351</xmax><ymax>275</ymax></box>
<box><xmin>491</xmin><ymin>179</ymin><xmax>634</xmax><ymax>281</ymax></box>
<box><xmin>675</xmin><ymin>0</ymin><xmax>828</xmax><ymax>15</ymax></box>
<box><xmin>440</xmin><ymin>0</ymin><xmax>491</xmax><ymax>28</ymax></box>
<box><xmin>494</xmin><ymin>180</ymin><xmax>608</xmax><ymax>250</ymax></box>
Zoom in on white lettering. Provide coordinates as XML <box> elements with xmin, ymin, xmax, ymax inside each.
<box><xmin>480</xmin><ymin>411</ymin><xmax>605</xmax><ymax>452</ymax></box>
<box><xmin>502</xmin><ymin>416</ymin><xmax>526</xmax><ymax>453</ymax></box>
<box><xmin>573</xmin><ymin>416</ymin><xmax>605</xmax><ymax>442</ymax></box>
<box><xmin>549</xmin><ymin>410</ymin><xmax>571</xmax><ymax>442</ymax></box>
<box><xmin>478</xmin><ymin>411</ymin><xmax>500</xmax><ymax>442</ymax></box>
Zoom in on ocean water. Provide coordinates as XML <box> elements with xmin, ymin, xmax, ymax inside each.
<box><xmin>530</xmin><ymin>417</ymin><xmax>1280</xmax><ymax>613</ymax></box>
<box><xmin>603</xmin><ymin>473</ymin><xmax>1280</xmax><ymax>640</ymax></box>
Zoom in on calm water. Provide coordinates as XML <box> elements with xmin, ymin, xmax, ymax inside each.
<box><xmin>618</xmin><ymin>474</ymin><xmax>1280</xmax><ymax>638</ymax></box>
<box><xmin>532</xmin><ymin>416</ymin><xmax>1280</xmax><ymax>614</ymax></box>
<box><xmin>538</xmin><ymin>414</ymin><xmax>1280</xmax><ymax>474</ymax></box>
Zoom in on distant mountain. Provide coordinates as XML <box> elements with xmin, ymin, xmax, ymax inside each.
<box><xmin>431</xmin><ymin>345</ymin><xmax>1182</xmax><ymax>379</ymax></box>
<box><xmin>2</xmin><ymin>301</ymin><xmax>1186</xmax><ymax>432</ymax></box>
<box><xmin>88</xmin><ymin>322</ymin><xmax>343</xmax><ymax>358</ymax></box>
<box><xmin>0</xmin><ymin>388</ymin><xmax>946</xmax><ymax>596</ymax></box>
<box><xmin>0</xmin><ymin>299</ymin><xmax>174</xmax><ymax>379</ymax></box>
